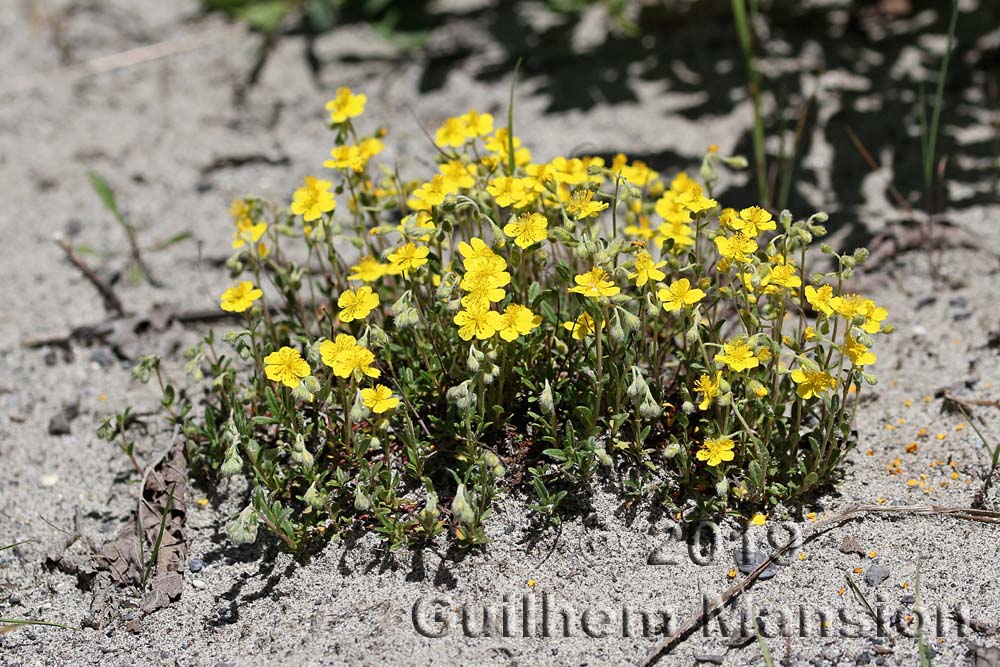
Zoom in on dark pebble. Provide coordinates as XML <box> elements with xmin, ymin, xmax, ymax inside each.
<box><xmin>693</xmin><ymin>654</ymin><xmax>724</xmax><ymax>665</ymax></box>
<box><xmin>865</xmin><ymin>564</ymin><xmax>890</xmax><ymax>587</ymax></box>
<box><xmin>901</xmin><ymin>594</ymin><xmax>915</xmax><ymax>605</ymax></box>
<box><xmin>89</xmin><ymin>348</ymin><xmax>118</xmax><ymax>368</ymax></box>
<box><xmin>734</xmin><ymin>548</ymin><xmax>777</xmax><ymax>580</ymax></box>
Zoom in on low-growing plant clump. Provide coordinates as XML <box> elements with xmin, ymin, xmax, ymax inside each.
<box><xmin>105</xmin><ymin>88</ymin><xmax>890</xmax><ymax>551</ymax></box>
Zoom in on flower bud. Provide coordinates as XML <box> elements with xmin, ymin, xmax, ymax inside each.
<box><xmin>304</xmin><ymin>482</ymin><xmax>326</xmax><ymax>510</ymax></box>
<box><xmin>221</xmin><ymin>443</ymin><xmax>243</xmax><ymax>477</ymax></box>
<box><xmin>354</xmin><ymin>487</ymin><xmax>371</xmax><ymax>512</ymax></box>
<box><xmin>595</xmin><ymin>447</ymin><xmax>613</xmax><ymax>466</ymax></box>
<box><xmin>451</xmin><ymin>484</ymin><xmax>476</xmax><ymax>527</ymax></box>
<box><xmin>664</xmin><ymin>442</ymin><xmax>680</xmax><ymax>458</ymax></box>
<box><xmin>539</xmin><ymin>379</ymin><xmax>555</xmax><ymax>415</ymax></box>
<box><xmin>226</xmin><ymin>505</ymin><xmax>259</xmax><ymax>544</ymax></box>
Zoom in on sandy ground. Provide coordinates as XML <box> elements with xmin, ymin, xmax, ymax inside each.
<box><xmin>1</xmin><ymin>1</ymin><xmax>1000</xmax><ymax>665</ymax></box>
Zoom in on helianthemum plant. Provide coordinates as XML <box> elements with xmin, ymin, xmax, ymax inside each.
<box><xmin>116</xmin><ymin>88</ymin><xmax>890</xmax><ymax>551</ymax></box>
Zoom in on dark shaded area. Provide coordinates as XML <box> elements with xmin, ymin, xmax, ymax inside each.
<box><xmin>323</xmin><ymin>0</ymin><xmax>999</xmax><ymax>234</ymax></box>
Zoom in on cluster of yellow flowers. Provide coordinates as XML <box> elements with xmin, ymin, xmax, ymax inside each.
<box><xmin>207</xmin><ymin>88</ymin><xmax>889</xmax><ymax>533</ymax></box>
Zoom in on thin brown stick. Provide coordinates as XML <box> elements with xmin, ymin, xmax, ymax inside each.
<box><xmin>639</xmin><ymin>504</ymin><xmax>1000</xmax><ymax>666</ymax></box>
<box><xmin>845</xmin><ymin>127</ymin><xmax>913</xmax><ymax>215</ymax></box>
<box><xmin>55</xmin><ymin>239</ymin><xmax>125</xmax><ymax>316</ymax></box>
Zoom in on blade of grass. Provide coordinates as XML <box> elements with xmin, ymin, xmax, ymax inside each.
<box><xmin>506</xmin><ymin>58</ymin><xmax>523</xmax><ymax>177</ymax></box>
<box><xmin>0</xmin><ymin>540</ymin><xmax>30</xmax><ymax>552</ymax></box>
<box><xmin>732</xmin><ymin>0</ymin><xmax>768</xmax><ymax>206</ymax></box>
<box><xmin>915</xmin><ymin>561</ymin><xmax>932</xmax><ymax>667</ymax></box>
<box><xmin>921</xmin><ymin>0</ymin><xmax>960</xmax><ymax>193</ymax></box>
<box><xmin>845</xmin><ymin>572</ymin><xmax>896</xmax><ymax>645</ymax></box>
<box><xmin>141</xmin><ymin>491</ymin><xmax>175</xmax><ymax>587</ymax></box>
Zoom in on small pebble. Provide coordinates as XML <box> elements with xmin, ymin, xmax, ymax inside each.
<box><xmin>734</xmin><ymin>549</ymin><xmax>777</xmax><ymax>580</ymax></box>
<box><xmin>188</xmin><ymin>558</ymin><xmax>205</xmax><ymax>573</ymax></box>
<box><xmin>39</xmin><ymin>474</ymin><xmax>59</xmax><ymax>487</ymax></box>
<box><xmin>191</xmin><ymin>579</ymin><xmax>205</xmax><ymax>590</ymax></box>
<box><xmin>865</xmin><ymin>564</ymin><xmax>891</xmax><ymax>587</ymax></box>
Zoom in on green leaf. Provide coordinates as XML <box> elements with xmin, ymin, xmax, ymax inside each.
<box><xmin>87</xmin><ymin>171</ymin><xmax>120</xmax><ymax>220</ymax></box>
<box><xmin>238</xmin><ymin>0</ymin><xmax>288</xmax><ymax>32</ymax></box>
<box><xmin>542</xmin><ymin>448</ymin><xmax>568</xmax><ymax>462</ymax></box>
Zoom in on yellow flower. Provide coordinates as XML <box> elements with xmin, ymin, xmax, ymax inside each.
<box><xmin>219</xmin><ymin>281</ymin><xmax>262</xmax><ymax>313</ymax></box>
<box><xmin>386</xmin><ymin>242</ymin><xmax>429</xmax><ymax>277</ymax></box>
<box><xmin>524</xmin><ymin>162</ymin><xmax>556</xmax><ymax>192</ymax></box>
<box><xmin>656</xmin><ymin>219</ymin><xmax>695</xmax><ymax>251</ymax></box>
<box><xmin>457</xmin><ymin>237</ymin><xmax>500</xmax><ymax>268</ymax></box>
<box><xmin>323</xmin><ymin>145</ymin><xmax>366</xmax><ymax>172</ymax></box>
<box><xmin>565</xmin><ymin>189</ymin><xmax>608</xmax><ymax>220</ymax></box>
<box><xmin>673</xmin><ymin>180</ymin><xmax>717</xmax><ymax>213</ymax></box>
<box><xmin>263</xmin><ymin>346</ymin><xmax>311</xmax><ymax>388</ymax></box>
<box><xmin>232</xmin><ymin>218</ymin><xmax>267</xmax><ymax>249</ymax></box>
<box><xmin>629</xmin><ymin>251</ymin><xmax>667</xmax><ymax>287</ymax></box>
<box><xmin>319</xmin><ymin>334</ymin><xmax>357</xmax><ymax>368</ymax></box>
<box><xmin>439</xmin><ymin>160</ymin><xmax>476</xmax><ymax>190</ymax></box>
<box><xmin>347</xmin><ymin>256</ymin><xmax>388</xmax><ymax>282</ymax></box>
<box><xmin>750</xmin><ymin>513</ymin><xmax>767</xmax><ymax>526</ymax></box>
<box><xmin>730</xmin><ymin>206</ymin><xmax>776</xmax><ymax>236</ymax></box>
<box><xmin>715</xmin><ymin>339</ymin><xmax>760</xmax><ymax>372</ymax></box>
<box><xmin>411</xmin><ymin>175</ymin><xmax>451</xmax><ymax>209</ymax></box>
<box><xmin>714</xmin><ymin>233</ymin><xmax>758</xmax><ymax>263</ymax></box>
<box><xmin>549</xmin><ymin>156</ymin><xmax>588</xmax><ymax>185</ymax></box>
<box><xmin>331</xmin><ymin>344</ymin><xmax>380</xmax><ymax>380</ymax></box>
<box><xmin>654</xmin><ymin>192</ymin><xmax>694</xmax><ymax>225</ymax></box>
<box><xmin>843</xmin><ymin>334</ymin><xmax>876</xmax><ymax>367</ymax></box>
<box><xmin>830</xmin><ymin>293</ymin><xmax>865</xmax><ymax>319</ymax></box>
<box><xmin>563</xmin><ymin>312</ymin><xmax>600</xmax><ymax>339</ymax></box>
<box><xmin>790</xmin><ymin>367</ymin><xmax>837</xmax><ymax>399</ymax></box>
<box><xmin>459</xmin><ymin>110</ymin><xmax>493</xmax><ymax>138</ymax></box>
<box><xmin>497</xmin><ymin>304</ymin><xmax>541</xmax><ymax>342</ymax></box>
<box><xmin>762</xmin><ymin>263</ymin><xmax>801</xmax><ymax>290</ymax></box>
<box><xmin>694</xmin><ymin>371</ymin><xmax>722</xmax><ymax>410</ymax></box>
<box><xmin>569</xmin><ymin>268</ymin><xmax>620</xmax><ymax>298</ymax></box>
<box><xmin>230</xmin><ymin>198</ymin><xmax>252</xmax><ymax>226</ymax></box>
<box><xmin>338</xmin><ymin>286</ymin><xmax>380</xmax><ymax>323</ymax></box>
<box><xmin>435</xmin><ymin>116</ymin><xmax>467</xmax><ymax>148</ymax></box>
<box><xmin>658</xmin><ymin>278</ymin><xmax>706</xmax><ymax>312</ymax></box>
<box><xmin>360</xmin><ymin>384</ymin><xmax>400</xmax><ymax>414</ymax></box>
<box><xmin>719</xmin><ymin>207</ymin><xmax>740</xmax><ymax>229</ymax></box>
<box><xmin>805</xmin><ymin>285</ymin><xmax>835</xmax><ymax>316</ymax></box>
<box><xmin>290</xmin><ymin>176</ymin><xmax>336</xmax><ymax>222</ymax></box>
<box><xmin>453</xmin><ymin>302</ymin><xmax>502</xmax><ymax>341</ymax></box>
<box><xmin>487</xmin><ymin>176</ymin><xmax>530</xmax><ymax>208</ymax></box>
<box><xmin>859</xmin><ymin>299</ymin><xmax>888</xmax><ymax>334</ymax></box>
<box><xmin>503</xmin><ymin>212</ymin><xmax>548</xmax><ymax>249</ymax></box>
<box><xmin>326</xmin><ymin>87</ymin><xmax>366</xmax><ymax>123</ymax></box>
<box><xmin>459</xmin><ymin>270</ymin><xmax>508</xmax><ymax>307</ymax></box>
<box><xmin>696</xmin><ymin>436</ymin><xmax>735</xmax><ymax>467</ymax></box>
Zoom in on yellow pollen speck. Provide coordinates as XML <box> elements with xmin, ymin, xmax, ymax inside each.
<box><xmin>197</xmin><ymin>498</ymin><xmax>209</xmax><ymax>507</ymax></box>
<box><xmin>798</xmin><ymin>552</ymin><xmax>807</xmax><ymax>561</ymax></box>
<box><xmin>728</xmin><ymin>568</ymin><xmax>737</xmax><ymax>578</ymax></box>
<box><xmin>865</xmin><ymin>449</ymin><xmax>875</xmax><ymax>456</ymax></box>
<box><xmin>868</xmin><ymin>551</ymin><xmax>878</xmax><ymax>559</ymax></box>
<box><xmin>922</xmin><ymin>395</ymin><xmax>933</xmax><ymax>403</ymax></box>
<box><xmin>896</xmin><ymin>418</ymin><xmax>906</xmax><ymax>425</ymax></box>
<box><xmin>936</xmin><ymin>433</ymin><xmax>946</xmax><ymax>441</ymax></box>
<box><xmin>901</xmin><ymin>582</ymin><xmax>910</xmax><ymax>590</ymax></box>
<box><xmin>907</xmin><ymin>479</ymin><xmax>919</xmax><ymax>487</ymax></box>
<box><xmin>955</xmin><ymin>423</ymin><xmax>966</xmax><ymax>431</ymax></box>
<box><xmin>905</xmin><ymin>443</ymin><xmax>919</xmax><ymax>453</ymax></box>
<box><xmin>904</xmin><ymin>399</ymin><xmax>912</xmax><ymax>407</ymax></box>
<box><xmin>527</xmin><ymin>579</ymin><xmax>536</xmax><ymax>588</ymax></box>
<box><xmin>885</xmin><ymin>424</ymin><xmax>895</xmax><ymax>431</ymax></box>
<box><xmin>853</xmin><ymin>567</ymin><xmax>863</xmax><ymax>574</ymax></box>
<box><xmin>838</xmin><ymin>587</ymin><xmax>846</xmax><ymax>597</ymax></box>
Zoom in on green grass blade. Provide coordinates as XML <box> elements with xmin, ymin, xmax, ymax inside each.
<box><xmin>732</xmin><ymin>0</ymin><xmax>768</xmax><ymax>206</ymax></box>
<box><xmin>922</xmin><ymin>0</ymin><xmax>960</xmax><ymax>189</ymax></box>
